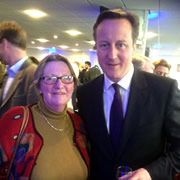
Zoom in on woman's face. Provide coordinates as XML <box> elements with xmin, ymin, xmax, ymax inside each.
<box><xmin>39</xmin><ymin>60</ymin><xmax>74</xmax><ymax>112</ymax></box>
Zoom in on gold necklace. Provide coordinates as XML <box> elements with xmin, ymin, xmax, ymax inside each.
<box><xmin>39</xmin><ymin>108</ymin><xmax>70</xmax><ymax>132</ymax></box>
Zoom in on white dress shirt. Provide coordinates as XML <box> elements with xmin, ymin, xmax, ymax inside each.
<box><xmin>2</xmin><ymin>56</ymin><xmax>28</xmax><ymax>101</ymax></box>
<box><xmin>103</xmin><ymin>64</ymin><xmax>134</xmax><ymax>132</ymax></box>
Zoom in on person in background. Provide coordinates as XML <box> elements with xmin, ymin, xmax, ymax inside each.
<box><xmin>77</xmin><ymin>8</ymin><xmax>180</xmax><ymax>180</ymax></box>
<box><xmin>0</xmin><ymin>54</ymin><xmax>89</xmax><ymax>179</ymax></box>
<box><xmin>132</xmin><ymin>54</ymin><xmax>154</xmax><ymax>73</ymax></box>
<box><xmin>87</xmin><ymin>64</ymin><xmax>102</xmax><ymax>81</ymax></box>
<box><xmin>153</xmin><ymin>59</ymin><xmax>171</xmax><ymax>77</ymax></box>
<box><xmin>78</xmin><ymin>61</ymin><xmax>91</xmax><ymax>84</ymax></box>
<box><xmin>0</xmin><ymin>21</ymin><xmax>39</xmax><ymax>117</ymax></box>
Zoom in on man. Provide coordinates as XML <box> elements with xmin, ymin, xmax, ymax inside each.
<box><xmin>0</xmin><ymin>21</ymin><xmax>39</xmax><ymax>117</ymax></box>
<box><xmin>132</xmin><ymin>54</ymin><xmax>154</xmax><ymax>73</ymax></box>
<box><xmin>153</xmin><ymin>59</ymin><xmax>171</xmax><ymax>77</ymax></box>
<box><xmin>77</xmin><ymin>9</ymin><xmax>180</xmax><ymax>180</ymax></box>
<box><xmin>87</xmin><ymin>64</ymin><xmax>101</xmax><ymax>81</ymax></box>
<box><xmin>78</xmin><ymin>61</ymin><xmax>91</xmax><ymax>84</ymax></box>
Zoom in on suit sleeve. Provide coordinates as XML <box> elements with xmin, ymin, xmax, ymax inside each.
<box><xmin>145</xmin><ymin>80</ymin><xmax>180</xmax><ymax>179</ymax></box>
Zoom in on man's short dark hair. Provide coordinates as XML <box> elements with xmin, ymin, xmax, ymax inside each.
<box><xmin>85</xmin><ymin>61</ymin><xmax>91</xmax><ymax>67</ymax></box>
<box><xmin>93</xmin><ymin>8</ymin><xmax>139</xmax><ymax>44</ymax></box>
<box><xmin>0</xmin><ymin>21</ymin><xmax>27</xmax><ymax>50</ymax></box>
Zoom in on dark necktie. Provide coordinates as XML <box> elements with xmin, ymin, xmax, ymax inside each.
<box><xmin>110</xmin><ymin>83</ymin><xmax>124</xmax><ymax>153</ymax></box>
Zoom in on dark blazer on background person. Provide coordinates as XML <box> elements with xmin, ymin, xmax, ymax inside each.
<box><xmin>0</xmin><ymin>58</ymin><xmax>39</xmax><ymax>117</ymax></box>
<box><xmin>77</xmin><ymin>69</ymin><xmax>180</xmax><ymax>180</ymax></box>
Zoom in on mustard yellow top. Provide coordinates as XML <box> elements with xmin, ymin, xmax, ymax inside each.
<box><xmin>30</xmin><ymin>97</ymin><xmax>88</xmax><ymax>180</ymax></box>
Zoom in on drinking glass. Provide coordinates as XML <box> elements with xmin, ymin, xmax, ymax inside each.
<box><xmin>116</xmin><ymin>166</ymin><xmax>132</xmax><ymax>179</ymax></box>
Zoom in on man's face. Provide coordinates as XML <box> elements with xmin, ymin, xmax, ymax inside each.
<box><xmin>84</xmin><ymin>63</ymin><xmax>89</xmax><ymax>70</ymax></box>
<box><xmin>154</xmin><ymin>65</ymin><xmax>169</xmax><ymax>77</ymax></box>
<box><xmin>96</xmin><ymin>19</ymin><xmax>136</xmax><ymax>82</ymax></box>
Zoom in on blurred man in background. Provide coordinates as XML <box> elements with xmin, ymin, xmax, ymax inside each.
<box><xmin>153</xmin><ymin>59</ymin><xmax>171</xmax><ymax>77</ymax></box>
<box><xmin>0</xmin><ymin>21</ymin><xmax>39</xmax><ymax>117</ymax></box>
<box><xmin>132</xmin><ymin>54</ymin><xmax>154</xmax><ymax>73</ymax></box>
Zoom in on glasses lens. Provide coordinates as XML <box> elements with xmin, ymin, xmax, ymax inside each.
<box><xmin>44</xmin><ymin>76</ymin><xmax>57</xmax><ymax>84</ymax></box>
<box><xmin>61</xmin><ymin>75</ymin><xmax>74</xmax><ymax>84</ymax></box>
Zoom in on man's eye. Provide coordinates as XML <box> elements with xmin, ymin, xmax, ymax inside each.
<box><xmin>117</xmin><ymin>43</ymin><xmax>126</xmax><ymax>49</ymax></box>
<box><xmin>99</xmin><ymin>43</ymin><xmax>109</xmax><ymax>49</ymax></box>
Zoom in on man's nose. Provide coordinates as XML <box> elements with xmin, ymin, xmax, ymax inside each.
<box><xmin>108</xmin><ymin>45</ymin><xmax>118</xmax><ymax>59</ymax></box>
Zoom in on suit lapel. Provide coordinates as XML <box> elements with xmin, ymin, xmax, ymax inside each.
<box><xmin>116</xmin><ymin>70</ymin><xmax>150</xmax><ymax>159</ymax></box>
<box><xmin>0</xmin><ymin>73</ymin><xmax>8</xmax><ymax>104</ymax></box>
<box><xmin>0</xmin><ymin>58</ymin><xmax>31</xmax><ymax>108</ymax></box>
<box><xmin>91</xmin><ymin>75</ymin><xmax>114</xmax><ymax>157</ymax></box>
<box><xmin>0</xmin><ymin>70</ymin><xmax>24</xmax><ymax>107</ymax></box>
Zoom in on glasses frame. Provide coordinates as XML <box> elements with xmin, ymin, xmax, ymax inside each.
<box><xmin>40</xmin><ymin>75</ymin><xmax>74</xmax><ymax>85</ymax></box>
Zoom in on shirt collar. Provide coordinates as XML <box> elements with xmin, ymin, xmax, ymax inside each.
<box><xmin>6</xmin><ymin>56</ymin><xmax>28</xmax><ymax>75</ymax></box>
<box><xmin>104</xmin><ymin>63</ymin><xmax>134</xmax><ymax>91</ymax></box>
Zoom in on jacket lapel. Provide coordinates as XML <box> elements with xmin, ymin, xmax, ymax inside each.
<box><xmin>0</xmin><ymin>70</ymin><xmax>24</xmax><ymax>107</ymax></box>
<box><xmin>116</xmin><ymin>70</ymin><xmax>150</xmax><ymax>159</ymax></box>
<box><xmin>91</xmin><ymin>75</ymin><xmax>114</xmax><ymax>157</ymax></box>
<box><xmin>0</xmin><ymin>73</ymin><xmax>8</xmax><ymax>104</ymax></box>
<box><xmin>0</xmin><ymin>59</ymin><xmax>31</xmax><ymax>108</ymax></box>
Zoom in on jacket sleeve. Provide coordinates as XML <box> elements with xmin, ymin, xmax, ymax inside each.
<box><xmin>145</xmin><ymin>80</ymin><xmax>180</xmax><ymax>179</ymax></box>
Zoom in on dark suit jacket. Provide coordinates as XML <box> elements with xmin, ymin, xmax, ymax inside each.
<box><xmin>77</xmin><ymin>70</ymin><xmax>180</xmax><ymax>180</ymax></box>
<box><xmin>0</xmin><ymin>58</ymin><xmax>39</xmax><ymax>117</ymax></box>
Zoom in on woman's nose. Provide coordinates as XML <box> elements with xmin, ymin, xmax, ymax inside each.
<box><xmin>54</xmin><ymin>78</ymin><xmax>64</xmax><ymax>88</ymax></box>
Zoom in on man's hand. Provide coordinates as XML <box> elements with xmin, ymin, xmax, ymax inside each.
<box><xmin>118</xmin><ymin>168</ymin><xmax>152</xmax><ymax>180</ymax></box>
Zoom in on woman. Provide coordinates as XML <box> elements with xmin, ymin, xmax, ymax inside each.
<box><xmin>0</xmin><ymin>54</ymin><xmax>89</xmax><ymax>179</ymax></box>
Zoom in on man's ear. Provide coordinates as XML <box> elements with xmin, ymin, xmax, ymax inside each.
<box><xmin>132</xmin><ymin>43</ymin><xmax>136</xmax><ymax>56</ymax></box>
<box><xmin>1</xmin><ymin>38</ymin><xmax>9</xmax><ymax>49</ymax></box>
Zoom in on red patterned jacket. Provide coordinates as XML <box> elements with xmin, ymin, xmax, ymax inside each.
<box><xmin>0</xmin><ymin>105</ymin><xmax>89</xmax><ymax>179</ymax></box>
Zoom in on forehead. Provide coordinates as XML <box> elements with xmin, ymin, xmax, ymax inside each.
<box><xmin>96</xmin><ymin>18</ymin><xmax>133</xmax><ymax>39</ymax></box>
<box><xmin>43</xmin><ymin>60</ymin><xmax>71</xmax><ymax>75</ymax></box>
<box><xmin>155</xmin><ymin>65</ymin><xmax>169</xmax><ymax>72</ymax></box>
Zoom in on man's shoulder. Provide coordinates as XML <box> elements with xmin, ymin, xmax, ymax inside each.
<box><xmin>78</xmin><ymin>74</ymin><xmax>104</xmax><ymax>90</ymax></box>
<box><xmin>20</xmin><ymin>58</ymin><xmax>38</xmax><ymax>74</ymax></box>
<box><xmin>134</xmin><ymin>70</ymin><xmax>177</xmax><ymax>89</ymax></box>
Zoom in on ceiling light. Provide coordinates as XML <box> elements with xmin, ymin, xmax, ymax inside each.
<box><xmin>36</xmin><ymin>38</ymin><xmax>49</xmax><ymax>43</ymax></box>
<box><xmin>136</xmin><ymin>40</ymin><xmax>143</xmax><ymax>45</ymax></box>
<box><xmin>146</xmin><ymin>32</ymin><xmax>158</xmax><ymax>39</ymax></box>
<box><xmin>31</xmin><ymin>41</ymin><xmax>35</xmax><ymax>44</ymax></box>
<box><xmin>86</xmin><ymin>40</ymin><xmax>95</xmax><ymax>45</ymax></box>
<box><xmin>65</xmin><ymin>30</ymin><xmax>82</xmax><ymax>36</ymax></box>
<box><xmin>59</xmin><ymin>45</ymin><xmax>69</xmax><ymax>49</ymax></box>
<box><xmin>23</xmin><ymin>9</ymin><xmax>47</xmax><ymax>18</ymax></box>
<box><xmin>75</xmin><ymin>43</ymin><xmax>79</xmax><ymax>46</ymax></box>
<box><xmin>36</xmin><ymin>47</ymin><xmax>45</xmax><ymax>50</ymax></box>
<box><xmin>71</xmin><ymin>49</ymin><xmax>80</xmax><ymax>52</ymax></box>
<box><xmin>89</xmin><ymin>49</ymin><xmax>96</xmax><ymax>51</ymax></box>
<box><xmin>53</xmin><ymin>35</ymin><xmax>58</xmax><ymax>39</ymax></box>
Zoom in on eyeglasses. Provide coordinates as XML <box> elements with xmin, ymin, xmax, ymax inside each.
<box><xmin>40</xmin><ymin>75</ymin><xmax>74</xmax><ymax>85</ymax></box>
